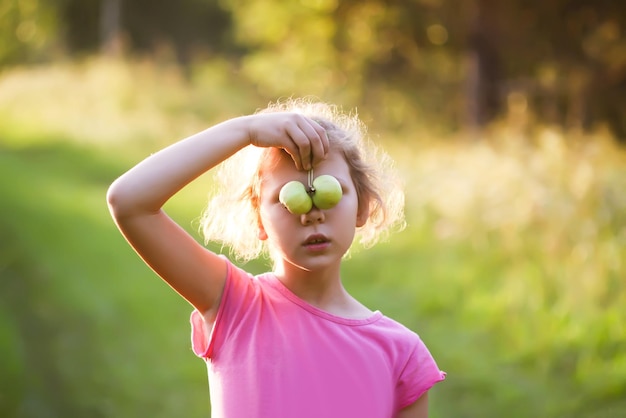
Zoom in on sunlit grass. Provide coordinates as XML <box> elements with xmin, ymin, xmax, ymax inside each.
<box><xmin>1</xmin><ymin>57</ymin><xmax>624</xmax><ymax>418</ymax></box>
<box><xmin>373</xmin><ymin>125</ymin><xmax>626</xmax><ymax>416</ymax></box>
<box><xmin>0</xmin><ymin>56</ymin><xmax>260</xmax><ymax>150</ymax></box>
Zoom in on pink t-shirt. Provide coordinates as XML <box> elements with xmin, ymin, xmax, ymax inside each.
<box><xmin>190</xmin><ymin>261</ymin><xmax>445</xmax><ymax>418</ymax></box>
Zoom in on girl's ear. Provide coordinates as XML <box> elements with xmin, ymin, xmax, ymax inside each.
<box><xmin>356</xmin><ymin>199</ymin><xmax>369</xmax><ymax>228</ymax></box>
<box><xmin>258</xmin><ymin>220</ymin><xmax>268</xmax><ymax>240</ymax></box>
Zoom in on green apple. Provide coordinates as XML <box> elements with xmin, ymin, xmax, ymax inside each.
<box><xmin>279</xmin><ymin>180</ymin><xmax>313</xmax><ymax>214</ymax></box>
<box><xmin>311</xmin><ymin>175</ymin><xmax>343</xmax><ymax>209</ymax></box>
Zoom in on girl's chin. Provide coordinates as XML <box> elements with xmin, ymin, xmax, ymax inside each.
<box><xmin>279</xmin><ymin>257</ymin><xmax>342</xmax><ymax>274</ymax></box>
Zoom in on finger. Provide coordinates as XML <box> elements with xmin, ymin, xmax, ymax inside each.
<box><xmin>285</xmin><ymin>119</ymin><xmax>315</xmax><ymax>170</ymax></box>
<box><xmin>290</xmin><ymin>131</ymin><xmax>313</xmax><ymax>171</ymax></box>
<box><xmin>278</xmin><ymin>133</ymin><xmax>304</xmax><ymax>171</ymax></box>
<box><xmin>306</xmin><ymin>119</ymin><xmax>329</xmax><ymax>166</ymax></box>
<box><xmin>292</xmin><ymin>118</ymin><xmax>328</xmax><ymax>170</ymax></box>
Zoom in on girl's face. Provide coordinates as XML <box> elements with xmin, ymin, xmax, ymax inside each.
<box><xmin>257</xmin><ymin>149</ymin><xmax>368</xmax><ymax>274</ymax></box>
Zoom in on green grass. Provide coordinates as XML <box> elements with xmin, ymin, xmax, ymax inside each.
<box><xmin>1</xmin><ymin>58</ymin><xmax>625</xmax><ymax>418</ymax></box>
<box><xmin>0</xmin><ymin>141</ymin><xmax>210</xmax><ymax>417</ymax></box>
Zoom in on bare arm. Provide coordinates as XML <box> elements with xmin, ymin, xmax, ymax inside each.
<box><xmin>107</xmin><ymin>113</ymin><xmax>328</xmax><ymax>315</ymax></box>
<box><xmin>396</xmin><ymin>392</ymin><xmax>429</xmax><ymax>418</ymax></box>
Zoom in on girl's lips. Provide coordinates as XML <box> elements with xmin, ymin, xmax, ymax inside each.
<box><xmin>303</xmin><ymin>234</ymin><xmax>330</xmax><ymax>251</ymax></box>
<box><xmin>303</xmin><ymin>233</ymin><xmax>329</xmax><ymax>244</ymax></box>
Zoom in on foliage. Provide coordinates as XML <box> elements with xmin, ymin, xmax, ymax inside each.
<box><xmin>1</xmin><ymin>59</ymin><xmax>625</xmax><ymax>418</ymax></box>
<box><xmin>0</xmin><ymin>56</ymin><xmax>261</xmax><ymax>147</ymax></box>
<box><xmin>0</xmin><ymin>0</ymin><xmax>59</xmax><ymax>65</ymax></box>
<box><xmin>0</xmin><ymin>142</ymin><xmax>212</xmax><ymax>418</ymax></box>
<box><xmin>2</xmin><ymin>0</ymin><xmax>625</xmax><ymax>136</ymax></box>
<box><xmin>374</xmin><ymin>130</ymin><xmax>626</xmax><ymax>417</ymax></box>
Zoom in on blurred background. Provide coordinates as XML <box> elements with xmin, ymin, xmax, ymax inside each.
<box><xmin>1</xmin><ymin>0</ymin><xmax>625</xmax><ymax>417</ymax></box>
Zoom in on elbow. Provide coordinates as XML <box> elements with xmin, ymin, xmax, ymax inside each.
<box><xmin>106</xmin><ymin>178</ymin><xmax>133</xmax><ymax>219</ymax></box>
<box><xmin>106</xmin><ymin>179</ymin><xmax>123</xmax><ymax>217</ymax></box>
<box><xmin>106</xmin><ymin>177</ymin><xmax>161</xmax><ymax>219</ymax></box>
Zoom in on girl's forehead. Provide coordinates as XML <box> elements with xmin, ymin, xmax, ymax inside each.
<box><xmin>259</xmin><ymin>148</ymin><xmax>351</xmax><ymax>183</ymax></box>
<box><xmin>260</xmin><ymin>146</ymin><xmax>330</xmax><ymax>166</ymax></box>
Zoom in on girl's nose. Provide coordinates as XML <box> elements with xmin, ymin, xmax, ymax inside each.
<box><xmin>300</xmin><ymin>206</ymin><xmax>325</xmax><ymax>225</ymax></box>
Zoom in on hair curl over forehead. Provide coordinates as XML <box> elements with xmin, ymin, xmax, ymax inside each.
<box><xmin>200</xmin><ymin>98</ymin><xmax>405</xmax><ymax>262</ymax></box>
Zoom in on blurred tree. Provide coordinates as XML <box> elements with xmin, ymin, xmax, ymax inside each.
<box><xmin>2</xmin><ymin>0</ymin><xmax>624</xmax><ymax>137</ymax></box>
<box><xmin>100</xmin><ymin>0</ymin><xmax>122</xmax><ymax>55</ymax></box>
<box><xmin>457</xmin><ymin>0</ymin><xmax>626</xmax><ymax>137</ymax></box>
<box><xmin>170</xmin><ymin>0</ymin><xmax>626</xmax><ymax>138</ymax></box>
<box><xmin>0</xmin><ymin>0</ymin><xmax>59</xmax><ymax>65</ymax></box>
<box><xmin>122</xmin><ymin>0</ymin><xmax>234</xmax><ymax>62</ymax></box>
<box><xmin>224</xmin><ymin>0</ymin><xmax>341</xmax><ymax>97</ymax></box>
<box><xmin>463</xmin><ymin>0</ymin><xmax>502</xmax><ymax>129</ymax></box>
<box><xmin>59</xmin><ymin>0</ymin><xmax>234</xmax><ymax>61</ymax></box>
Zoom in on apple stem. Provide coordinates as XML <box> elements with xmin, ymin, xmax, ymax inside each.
<box><xmin>307</xmin><ymin>169</ymin><xmax>315</xmax><ymax>194</ymax></box>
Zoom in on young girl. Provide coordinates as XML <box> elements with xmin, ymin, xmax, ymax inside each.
<box><xmin>107</xmin><ymin>99</ymin><xmax>445</xmax><ymax>418</ymax></box>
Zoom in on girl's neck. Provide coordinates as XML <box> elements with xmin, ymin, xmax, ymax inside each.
<box><xmin>273</xmin><ymin>264</ymin><xmax>373</xmax><ymax>319</ymax></box>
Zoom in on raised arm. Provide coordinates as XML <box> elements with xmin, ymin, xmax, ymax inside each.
<box><xmin>106</xmin><ymin>113</ymin><xmax>328</xmax><ymax>316</ymax></box>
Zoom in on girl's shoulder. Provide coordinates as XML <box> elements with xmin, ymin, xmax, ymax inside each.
<box><xmin>364</xmin><ymin>313</ymin><xmax>425</xmax><ymax>352</ymax></box>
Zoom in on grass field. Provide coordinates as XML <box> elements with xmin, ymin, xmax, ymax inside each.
<box><xmin>1</xmin><ymin>57</ymin><xmax>625</xmax><ymax>418</ymax></box>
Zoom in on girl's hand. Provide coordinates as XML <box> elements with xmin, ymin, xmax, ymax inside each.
<box><xmin>246</xmin><ymin>113</ymin><xmax>329</xmax><ymax>171</ymax></box>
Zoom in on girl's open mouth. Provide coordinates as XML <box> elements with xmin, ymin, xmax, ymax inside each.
<box><xmin>303</xmin><ymin>234</ymin><xmax>330</xmax><ymax>250</ymax></box>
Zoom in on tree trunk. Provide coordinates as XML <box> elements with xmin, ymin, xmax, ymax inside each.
<box><xmin>100</xmin><ymin>0</ymin><xmax>122</xmax><ymax>56</ymax></box>
<box><xmin>464</xmin><ymin>0</ymin><xmax>501</xmax><ymax>132</ymax></box>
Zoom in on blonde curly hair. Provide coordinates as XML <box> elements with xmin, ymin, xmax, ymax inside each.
<box><xmin>200</xmin><ymin>98</ymin><xmax>405</xmax><ymax>263</ymax></box>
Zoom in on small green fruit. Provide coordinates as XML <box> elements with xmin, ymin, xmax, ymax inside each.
<box><xmin>312</xmin><ymin>175</ymin><xmax>342</xmax><ymax>209</ymax></box>
<box><xmin>279</xmin><ymin>181</ymin><xmax>313</xmax><ymax>214</ymax></box>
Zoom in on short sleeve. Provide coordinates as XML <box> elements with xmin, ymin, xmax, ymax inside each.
<box><xmin>190</xmin><ymin>309</ymin><xmax>212</xmax><ymax>358</ymax></box>
<box><xmin>396</xmin><ymin>337</ymin><xmax>446</xmax><ymax>409</ymax></box>
<box><xmin>190</xmin><ymin>260</ymin><xmax>256</xmax><ymax>359</ymax></box>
